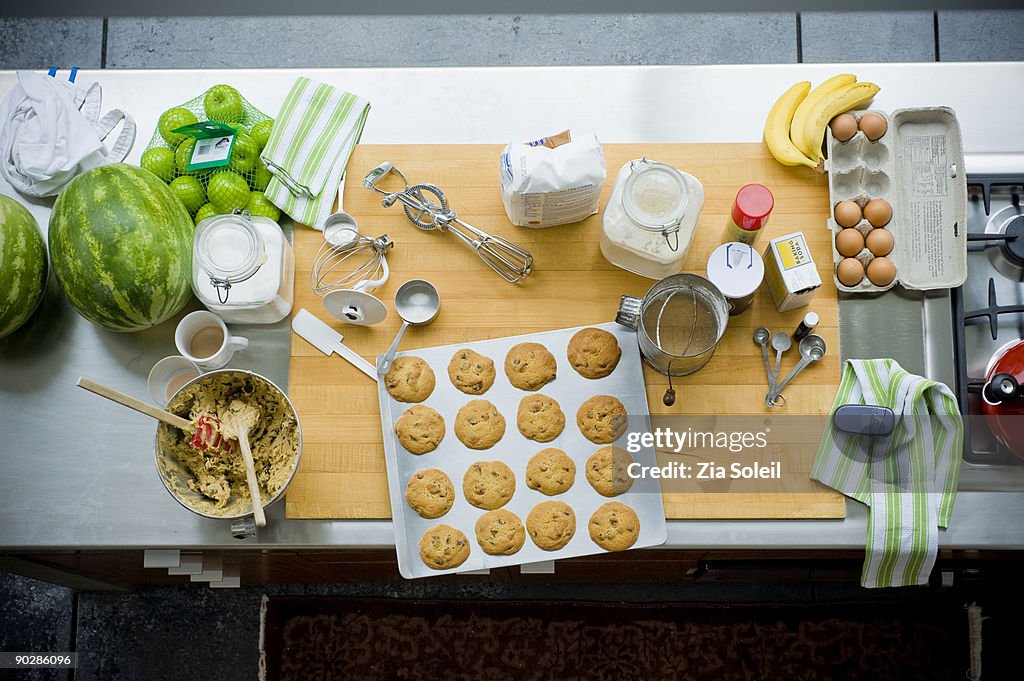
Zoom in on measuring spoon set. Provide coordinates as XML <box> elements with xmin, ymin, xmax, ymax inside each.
<box><xmin>753</xmin><ymin>326</ymin><xmax>827</xmax><ymax>408</ymax></box>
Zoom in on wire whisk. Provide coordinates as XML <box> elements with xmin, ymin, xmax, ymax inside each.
<box><xmin>310</xmin><ymin>212</ymin><xmax>392</xmax><ymax>296</ymax></box>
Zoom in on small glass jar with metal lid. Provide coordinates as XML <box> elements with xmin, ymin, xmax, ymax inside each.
<box><xmin>192</xmin><ymin>210</ymin><xmax>295</xmax><ymax>324</ymax></box>
<box><xmin>600</xmin><ymin>157</ymin><xmax>704</xmax><ymax>280</ymax></box>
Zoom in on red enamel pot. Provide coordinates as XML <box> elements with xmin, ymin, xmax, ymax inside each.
<box><xmin>982</xmin><ymin>339</ymin><xmax>1024</xmax><ymax>460</ymax></box>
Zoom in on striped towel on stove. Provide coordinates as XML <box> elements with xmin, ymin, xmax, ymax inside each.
<box><xmin>261</xmin><ymin>77</ymin><xmax>370</xmax><ymax>229</ymax></box>
<box><xmin>813</xmin><ymin>359</ymin><xmax>963</xmax><ymax>588</ymax></box>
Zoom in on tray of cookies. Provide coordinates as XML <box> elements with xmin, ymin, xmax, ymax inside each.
<box><xmin>377</xmin><ymin>322</ymin><xmax>668</xmax><ymax>579</ymax></box>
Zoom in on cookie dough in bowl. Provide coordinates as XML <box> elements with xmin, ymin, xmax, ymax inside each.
<box><xmin>155</xmin><ymin>370</ymin><xmax>301</xmax><ymax>519</ymax></box>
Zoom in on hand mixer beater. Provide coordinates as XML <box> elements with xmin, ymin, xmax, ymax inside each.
<box><xmin>363</xmin><ymin>162</ymin><xmax>534</xmax><ymax>283</ymax></box>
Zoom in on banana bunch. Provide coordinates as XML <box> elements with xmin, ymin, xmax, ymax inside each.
<box><xmin>764</xmin><ymin>74</ymin><xmax>880</xmax><ymax>170</ymax></box>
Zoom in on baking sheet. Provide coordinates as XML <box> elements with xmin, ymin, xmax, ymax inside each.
<box><xmin>377</xmin><ymin>322</ymin><xmax>668</xmax><ymax>579</ymax></box>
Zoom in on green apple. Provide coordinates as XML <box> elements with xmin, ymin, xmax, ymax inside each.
<box><xmin>207</xmin><ymin>171</ymin><xmax>250</xmax><ymax>213</ymax></box>
<box><xmin>251</xmin><ymin>160</ymin><xmax>273</xmax><ymax>192</ymax></box>
<box><xmin>140</xmin><ymin>147</ymin><xmax>176</xmax><ymax>183</ymax></box>
<box><xmin>175</xmin><ymin>138</ymin><xmax>197</xmax><ymax>174</ymax></box>
<box><xmin>249</xmin><ymin>119</ymin><xmax>274</xmax><ymax>151</ymax></box>
<box><xmin>170</xmin><ymin>176</ymin><xmax>207</xmax><ymax>215</ymax></box>
<box><xmin>245</xmin><ymin>192</ymin><xmax>282</xmax><ymax>222</ymax></box>
<box><xmin>228</xmin><ymin>132</ymin><xmax>258</xmax><ymax>174</ymax></box>
<box><xmin>204</xmin><ymin>84</ymin><xmax>244</xmax><ymax>124</ymax></box>
<box><xmin>158</xmin><ymin>107</ymin><xmax>198</xmax><ymax>146</ymax></box>
<box><xmin>195</xmin><ymin>203</ymin><xmax>220</xmax><ymax>225</ymax></box>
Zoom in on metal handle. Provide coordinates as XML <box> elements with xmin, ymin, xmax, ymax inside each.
<box><xmin>615</xmin><ymin>295</ymin><xmax>643</xmax><ymax>330</ymax></box>
<box><xmin>376</xmin><ymin>320</ymin><xmax>410</xmax><ymax>376</ymax></box>
<box><xmin>230</xmin><ymin>515</ymin><xmax>256</xmax><ymax>540</ymax></box>
<box><xmin>766</xmin><ymin>356</ymin><xmax>813</xmax><ymax>406</ymax></box>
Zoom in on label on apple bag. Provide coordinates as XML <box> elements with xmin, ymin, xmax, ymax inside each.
<box><xmin>171</xmin><ymin>121</ymin><xmax>237</xmax><ymax>171</ymax></box>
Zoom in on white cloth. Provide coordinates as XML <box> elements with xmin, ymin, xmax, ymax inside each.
<box><xmin>0</xmin><ymin>70</ymin><xmax>136</xmax><ymax>197</ymax></box>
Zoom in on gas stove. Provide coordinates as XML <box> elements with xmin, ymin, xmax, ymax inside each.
<box><xmin>952</xmin><ymin>176</ymin><xmax>1024</xmax><ymax>465</ymax></box>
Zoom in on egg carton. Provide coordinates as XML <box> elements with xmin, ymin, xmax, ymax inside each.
<box><xmin>825</xmin><ymin>107</ymin><xmax>968</xmax><ymax>293</ymax></box>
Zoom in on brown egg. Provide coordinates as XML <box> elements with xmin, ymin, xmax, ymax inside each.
<box><xmin>865</xmin><ymin>228</ymin><xmax>894</xmax><ymax>256</ymax></box>
<box><xmin>829</xmin><ymin>113</ymin><xmax>858</xmax><ymax>143</ymax></box>
<box><xmin>859</xmin><ymin>112</ymin><xmax>888</xmax><ymax>141</ymax></box>
<box><xmin>834</xmin><ymin>200</ymin><xmax>863</xmax><ymax>228</ymax></box>
<box><xmin>867</xmin><ymin>256</ymin><xmax>897</xmax><ymax>286</ymax></box>
<box><xmin>836</xmin><ymin>257</ymin><xmax>865</xmax><ymax>287</ymax></box>
<box><xmin>863</xmin><ymin>198</ymin><xmax>893</xmax><ymax>227</ymax></box>
<box><xmin>835</xmin><ymin>228</ymin><xmax>865</xmax><ymax>257</ymax></box>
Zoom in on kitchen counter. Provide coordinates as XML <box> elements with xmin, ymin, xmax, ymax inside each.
<box><xmin>2</xmin><ymin>63</ymin><xmax>1023</xmax><ymax>554</ymax></box>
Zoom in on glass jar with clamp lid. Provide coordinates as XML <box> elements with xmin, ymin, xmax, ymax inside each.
<box><xmin>192</xmin><ymin>210</ymin><xmax>295</xmax><ymax>324</ymax></box>
<box><xmin>600</xmin><ymin>158</ymin><xmax>704</xmax><ymax>280</ymax></box>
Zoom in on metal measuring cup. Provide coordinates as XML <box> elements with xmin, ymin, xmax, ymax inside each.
<box><xmin>616</xmin><ymin>273</ymin><xmax>729</xmax><ymax>405</ymax></box>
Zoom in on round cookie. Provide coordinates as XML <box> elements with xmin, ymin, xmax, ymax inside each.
<box><xmin>585</xmin><ymin>446</ymin><xmax>635</xmax><ymax>497</ymax></box>
<box><xmin>576</xmin><ymin>395</ymin><xmax>628</xmax><ymax>444</ymax></box>
<box><xmin>454</xmin><ymin>399</ymin><xmax>506</xmax><ymax>450</ymax></box>
<box><xmin>525</xmin><ymin>448</ymin><xmax>576</xmax><ymax>496</ymax></box>
<box><xmin>516</xmin><ymin>394</ymin><xmax>566</xmax><ymax>443</ymax></box>
<box><xmin>526</xmin><ymin>501</ymin><xmax>576</xmax><ymax>551</ymax></box>
<box><xmin>462</xmin><ymin>460</ymin><xmax>516</xmax><ymax>510</ymax></box>
<box><xmin>394</xmin><ymin>405</ymin><xmax>446</xmax><ymax>455</ymax></box>
<box><xmin>404</xmin><ymin>468</ymin><xmax>455</xmax><ymax>519</ymax></box>
<box><xmin>504</xmin><ymin>342</ymin><xmax>557</xmax><ymax>391</ymax></box>
<box><xmin>447</xmin><ymin>348</ymin><xmax>496</xmax><ymax>395</ymax></box>
<box><xmin>384</xmin><ymin>356</ymin><xmax>436</xmax><ymax>403</ymax></box>
<box><xmin>589</xmin><ymin>501</ymin><xmax>640</xmax><ymax>552</ymax></box>
<box><xmin>567</xmin><ymin>328</ymin><xmax>622</xmax><ymax>379</ymax></box>
<box><xmin>418</xmin><ymin>524</ymin><xmax>470</xmax><ymax>570</ymax></box>
<box><xmin>474</xmin><ymin>509</ymin><xmax>526</xmax><ymax>556</ymax></box>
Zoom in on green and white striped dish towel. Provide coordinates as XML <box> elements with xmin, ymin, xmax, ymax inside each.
<box><xmin>812</xmin><ymin>359</ymin><xmax>963</xmax><ymax>588</ymax></box>
<box><xmin>261</xmin><ymin>77</ymin><xmax>370</xmax><ymax>229</ymax></box>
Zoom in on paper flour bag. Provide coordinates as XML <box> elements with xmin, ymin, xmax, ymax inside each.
<box><xmin>500</xmin><ymin>129</ymin><xmax>606</xmax><ymax>228</ymax></box>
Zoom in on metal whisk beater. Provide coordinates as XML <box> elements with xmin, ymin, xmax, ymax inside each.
<box><xmin>363</xmin><ymin>162</ymin><xmax>533</xmax><ymax>283</ymax></box>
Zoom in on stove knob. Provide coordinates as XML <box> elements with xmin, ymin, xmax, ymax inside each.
<box><xmin>983</xmin><ymin>373</ymin><xmax>1020</xmax><ymax>405</ymax></box>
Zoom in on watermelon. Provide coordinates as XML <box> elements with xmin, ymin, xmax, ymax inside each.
<box><xmin>48</xmin><ymin>164</ymin><xmax>195</xmax><ymax>332</ymax></box>
<box><xmin>0</xmin><ymin>195</ymin><xmax>48</xmax><ymax>338</ymax></box>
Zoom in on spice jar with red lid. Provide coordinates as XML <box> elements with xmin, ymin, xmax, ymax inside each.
<box><xmin>723</xmin><ymin>183</ymin><xmax>774</xmax><ymax>246</ymax></box>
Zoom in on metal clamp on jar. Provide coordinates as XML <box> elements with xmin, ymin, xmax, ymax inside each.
<box><xmin>616</xmin><ymin>273</ymin><xmax>729</xmax><ymax>405</ymax></box>
<box><xmin>600</xmin><ymin>158</ymin><xmax>704</xmax><ymax>279</ymax></box>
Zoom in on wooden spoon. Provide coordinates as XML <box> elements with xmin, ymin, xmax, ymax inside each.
<box><xmin>219</xmin><ymin>399</ymin><xmax>266</xmax><ymax>528</ymax></box>
<box><xmin>77</xmin><ymin>377</ymin><xmax>192</xmax><ymax>431</ymax></box>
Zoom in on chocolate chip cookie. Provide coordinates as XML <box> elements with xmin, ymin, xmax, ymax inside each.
<box><xmin>384</xmin><ymin>356</ymin><xmax>436</xmax><ymax>403</ymax></box>
<box><xmin>588</xmin><ymin>501</ymin><xmax>640</xmax><ymax>552</ymax></box>
<box><xmin>526</xmin><ymin>501</ymin><xmax>576</xmax><ymax>551</ymax></box>
<box><xmin>576</xmin><ymin>394</ymin><xmax>628</xmax><ymax>444</ymax></box>
<box><xmin>504</xmin><ymin>342</ymin><xmax>557</xmax><ymax>391</ymax></box>
<box><xmin>567</xmin><ymin>327</ymin><xmax>622</xmax><ymax>379</ymax></box>
<box><xmin>474</xmin><ymin>509</ymin><xmax>526</xmax><ymax>556</ymax></box>
<box><xmin>404</xmin><ymin>468</ymin><xmax>455</xmax><ymax>519</ymax></box>
<box><xmin>418</xmin><ymin>524</ymin><xmax>471</xmax><ymax>570</ymax></box>
<box><xmin>394</xmin><ymin>405</ymin><xmax>446</xmax><ymax>455</ymax></box>
<box><xmin>525</xmin><ymin>448</ymin><xmax>576</xmax><ymax>496</ymax></box>
<box><xmin>462</xmin><ymin>460</ymin><xmax>516</xmax><ymax>510</ymax></box>
<box><xmin>454</xmin><ymin>399</ymin><xmax>506</xmax><ymax>450</ymax></box>
<box><xmin>516</xmin><ymin>394</ymin><xmax>565</xmax><ymax>443</ymax></box>
<box><xmin>585</xmin><ymin>446</ymin><xmax>635</xmax><ymax>497</ymax></box>
<box><xmin>447</xmin><ymin>348</ymin><xmax>496</xmax><ymax>395</ymax></box>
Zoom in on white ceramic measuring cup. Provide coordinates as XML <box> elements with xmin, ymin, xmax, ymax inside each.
<box><xmin>174</xmin><ymin>310</ymin><xmax>248</xmax><ymax>372</ymax></box>
<box><xmin>147</xmin><ymin>356</ymin><xmax>201</xmax><ymax>406</ymax></box>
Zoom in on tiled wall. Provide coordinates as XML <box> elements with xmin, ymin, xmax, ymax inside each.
<box><xmin>1</xmin><ymin>11</ymin><xmax>1022</xmax><ymax>70</ymax></box>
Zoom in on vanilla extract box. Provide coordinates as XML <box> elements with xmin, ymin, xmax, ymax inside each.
<box><xmin>762</xmin><ymin>231</ymin><xmax>822</xmax><ymax>312</ymax></box>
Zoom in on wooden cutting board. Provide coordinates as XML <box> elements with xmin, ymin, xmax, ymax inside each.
<box><xmin>285</xmin><ymin>143</ymin><xmax>845</xmax><ymax>520</ymax></box>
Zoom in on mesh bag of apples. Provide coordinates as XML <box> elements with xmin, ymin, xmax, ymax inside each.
<box><xmin>140</xmin><ymin>84</ymin><xmax>280</xmax><ymax>226</ymax></box>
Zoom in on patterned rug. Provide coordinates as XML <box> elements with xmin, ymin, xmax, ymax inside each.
<box><xmin>260</xmin><ymin>597</ymin><xmax>965</xmax><ymax>681</ymax></box>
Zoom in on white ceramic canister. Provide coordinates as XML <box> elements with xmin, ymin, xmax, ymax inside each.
<box><xmin>705</xmin><ymin>242</ymin><xmax>765</xmax><ymax>315</ymax></box>
<box><xmin>192</xmin><ymin>211</ymin><xmax>295</xmax><ymax>324</ymax></box>
<box><xmin>600</xmin><ymin>158</ymin><xmax>704</xmax><ymax>279</ymax></box>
